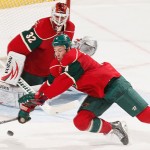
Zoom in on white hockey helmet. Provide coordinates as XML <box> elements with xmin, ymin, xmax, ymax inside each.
<box><xmin>51</xmin><ymin>2</ymin><xmax>69</xmax><ymax>26</ymax></box>
<box><xmin>73</xmin><ymin>36</ymin><xmax>98</xmax><ymax>56</ymax></box>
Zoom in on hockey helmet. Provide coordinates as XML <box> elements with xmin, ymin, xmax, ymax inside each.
<box><xmin>52</xmin><ymin>34</ymin><xmax>72</xmax><ymax>49</ymax></box>
<box><xmin>51</xmin><ymin>2</ymin><xmax>69</xmax><ymax>26</ymax></box>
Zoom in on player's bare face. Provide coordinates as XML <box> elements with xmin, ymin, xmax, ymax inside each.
<box><xmin>54</xmin><ymin>46</ymin><xmax>67</xmax><ymax>62</ymax></box>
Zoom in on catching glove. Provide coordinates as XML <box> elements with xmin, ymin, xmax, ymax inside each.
<box><xmin>73</xmin><ymin>36</ymin><xmax>97</xmax><ymax>56</ymax></box>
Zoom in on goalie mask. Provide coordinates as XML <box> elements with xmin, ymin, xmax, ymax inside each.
<box><xmin>73</xmin><ymin>36</ymin><xmax>98</xmax><ymax>56</ymax></box>
<box><xmin>51</xmin><ymin>2</ymin><xmax>69</xmax><ymax>27</ymax></box>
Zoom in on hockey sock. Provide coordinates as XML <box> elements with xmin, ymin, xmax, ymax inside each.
<box><xmin>88</xmin><ymin>118</ymin><xmax>112</xmax><ymax>134</ymax></box>
<box><xmin>98</xmin><ymin>119</ymin><xmax>112</xmax><ymax>134</ymax></box>
<box><xmin>73</xmin><ymin>110</ymin><xmax>112</xmax><ymax>134</ymax></box>
<box><xmin>73</xmin><ymin>110</ymin><xmax>96</xmax><ymax>131</ymax></box>
<box><xmin>136</xmin><ymin>106</ymin><xmax>150</xmax><ymax>123</ymax></box>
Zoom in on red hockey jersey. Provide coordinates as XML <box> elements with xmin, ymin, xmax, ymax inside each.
<box><xmin>7</xmin><ymin>17</ymin><xmax>75</xmax><ymax>77</ymax></box>
<box><xmin>39</xmin><ymin>48</ymin><xmax>121</xmax><ymax>99</ymax></box>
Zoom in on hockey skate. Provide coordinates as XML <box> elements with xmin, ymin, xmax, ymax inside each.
<box><xmin>111</xmin><ymin>121</ymin><xmax>129</xmax><ymax>145</ymax></box>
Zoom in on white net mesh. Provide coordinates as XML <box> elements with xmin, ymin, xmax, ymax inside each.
<box><xmin>0</xmin><ymin>0</ymin><xmax>71</xmax><ymax>109</ymax></box>
<box><xmin>0</xmin><ymin>0</ymin><xmax>66</xmax><ymax>57</ymax></box>
<box><xmin>0</xmin><ymin>0</ymin><xmax>53</xmax><ymax>9</ymax></box>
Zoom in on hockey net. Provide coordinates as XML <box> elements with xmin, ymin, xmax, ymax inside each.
<box><xmin>0</xmin><ymin>0</ymin><xmax>70</xmax><ymax>59</ymax></box>
<box><xmin>0</xmin><ymin>0</ymin><xmax>71</xmax><ymax>108</ymax></box>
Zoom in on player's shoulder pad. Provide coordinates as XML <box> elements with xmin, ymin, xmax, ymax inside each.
<box><xmin>66</xmin><ymin>20</ymin><xmax>75</xmax><ymax>29</ymax></box>
<box><xmin>49</xmin><ymin>59</ymin><xmax>60</xmax><ymax>70</ymax></box>
<box><xmin>34</xmin><ymin>17</ymin><xmax>56</xmax><ymax>39</ymax></box>
<box><xmin>49</xmin><ymin>59</ymin><xmax>60</xmax><ymax>76</ymax></box>
<box><xmin>61</xmin><ymin>48</ymin><xmax>81</xmax><ymax>67</ymax></box>
<box><xmin>65</xmin><ymin>20</ymin><xmax>75</xmax><ymax>33</ymax></box>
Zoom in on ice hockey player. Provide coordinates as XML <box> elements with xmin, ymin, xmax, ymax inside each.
<box><xmin>0</xmin><ymin>36</ymin><xmax>97</xmax><ymax>106</ymax></box>
<box><xmin>18</xmin><ymin>34</ymin><xmax>150</xmax><ymax>145</ymax></box>
<box><xmin>0</xmin><ymin>2</ymin><xmax>98</xmax><ymax>107</ymax></box>
<box><xmin>2</xmin><ymin>2</ymin><xmax>75</xmax><ymax>86</ymax></box>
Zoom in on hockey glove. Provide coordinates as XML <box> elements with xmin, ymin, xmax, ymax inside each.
<box><xmin>18</xmin><ymin>92</ymin><xmax>48</xmax><ymax>124</ymax></box>
<box><xmin>18</xmin><ymin>109</ymin><xmax>31</xmax><ymax>124</ymax></box>
<box><xmin>18</xmin><ymin>92</ymin><xmax>48</xmax><ymax>106</ymax></box>
<box><xmin>18</xmin><ymin>103</ymin><xmax>34</xmax><ymax>124</ymax></box>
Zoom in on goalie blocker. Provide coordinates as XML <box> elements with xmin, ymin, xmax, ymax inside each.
<box><xmin>1</xmin><ymin>51</ymin><xmax>25</xmax><ymax>85</ymax></box>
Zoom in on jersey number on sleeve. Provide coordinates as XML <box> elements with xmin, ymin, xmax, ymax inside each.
<box><xmin>21</xmin><ymin>28</ymin><xmax>42</xmax><ymax>51</ymax></box>
<box><xmin>26</xmin><ymin>32</ymin><xmax>36</xmax><ymax>43</ymax></box>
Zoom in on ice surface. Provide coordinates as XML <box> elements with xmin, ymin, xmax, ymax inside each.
<box><xmin>0</xmin><ymin>0</ymin><xmax>150</xmax><ymax>149</ymax></box>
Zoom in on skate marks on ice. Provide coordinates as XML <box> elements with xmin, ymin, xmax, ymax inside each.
<box><xmin>0</xmin><ymin>117</ymin><xmax>150</xmax><ymax>150</ymax></box>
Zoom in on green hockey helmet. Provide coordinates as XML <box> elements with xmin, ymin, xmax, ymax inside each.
<box><xmin>52</xmin><ymin>34</ymin><xmax>72</xmax><ymax>49</ymax></box>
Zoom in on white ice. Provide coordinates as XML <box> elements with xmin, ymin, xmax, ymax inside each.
<box><xmin>0</xmin><ymin>0</ymin><xmax>150</xmax><ymax>149</ymax></box>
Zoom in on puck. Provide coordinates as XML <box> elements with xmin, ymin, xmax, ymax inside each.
<box><xmin>7</xmin><ymin>130</ymin><xmax>14</xmax><ymax>136</ymax></box>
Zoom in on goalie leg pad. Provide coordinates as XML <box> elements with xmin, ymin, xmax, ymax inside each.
<box><xmin>1</xmin><ymin>51</ymin><xmax>26</xmax><ymax>85</ymax></box>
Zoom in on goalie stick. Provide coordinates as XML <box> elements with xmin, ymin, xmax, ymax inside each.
<box><xmin>0</xmin><ymin>59</ymin><xmax>79</xmax><ymax>115</ymax></box>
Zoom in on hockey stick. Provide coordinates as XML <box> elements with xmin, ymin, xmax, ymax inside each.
<box><xmin>0</xmin><ymin>117</ymin><xmax>18</xmax><ymax>124</ymax></box>
<box><xmin>0</xmin><ymin>59</ymin><xmax>79</xmax><ymax>115</ymax></box>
